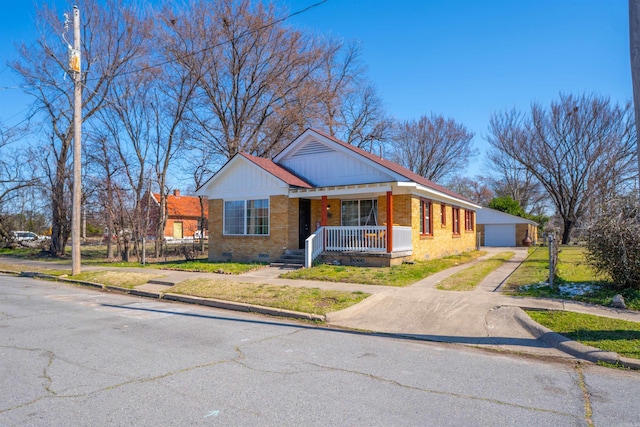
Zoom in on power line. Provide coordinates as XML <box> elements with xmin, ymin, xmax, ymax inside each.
<box><xmin>0</xmin><ymin>1</ymin><xmax>327</xmax><ymax>90</ymax></box>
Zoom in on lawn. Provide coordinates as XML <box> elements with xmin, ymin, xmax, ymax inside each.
<box><xmin>0</xmin><ymin>262</ymin><xmax>69</xmax><ymax>276</ymax></box>
<box><xmin>69</xmin><ymin>271</ymin><xmax>165</xmax><ymax>289</ymax></box>
<box><xmin>525</xmin><ymin>310</ymin><xmax>640</xmax><ymax>360</ymax></box>
<box><xmin>281</xmin><ymin>251</ymin><xmax>486</xmax><ymax>287</ymax></box>
<box><xmin>436</xmin><ymin>252</ymin><xmax>514</xmax><ymax>291</ymax></box>
<box><xmin>95</xmin><ymin>259</ymin><xmax>265</xmax><ymax>275</ymax></box>
<box><xmin>504</xmin><ymin>246</ymin><xmax>640</xmax><ymax>310</ymax></box>
<box><xmin>169</xmin><ymin>279</ymin><xmax>370</xmax><ymax>316</ymax></box>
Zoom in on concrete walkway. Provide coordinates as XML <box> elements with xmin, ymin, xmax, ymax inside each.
<box><xmin>2</xmin><ymin>250</ymin><xmax>640</xmax><ymax>367</ymax></box>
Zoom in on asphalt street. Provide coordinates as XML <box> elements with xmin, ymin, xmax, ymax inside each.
<box><xmin>2</xmin><ymin>274</ymin><xmax>640</xmax><ymax>426</ymax></box>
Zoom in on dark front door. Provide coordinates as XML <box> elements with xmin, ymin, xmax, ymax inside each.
<box><xmin>298</xmin><ymin>199</ymin><xmax>311</xmax><ymax>249</ymax></box>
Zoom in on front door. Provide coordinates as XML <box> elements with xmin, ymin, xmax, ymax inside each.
<box><xmin>298</xmin><ymin>199</ymin><xmax>311</xmax><ymax>249</ymax></box>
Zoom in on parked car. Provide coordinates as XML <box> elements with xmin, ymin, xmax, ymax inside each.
<box><xmin>12</xmin><ymin>231</ymin><xmax>40</xmax><ymax>241</ymax></box>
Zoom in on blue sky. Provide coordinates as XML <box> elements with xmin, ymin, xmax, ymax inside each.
<box><xmin>0</xmin><ymin>0</ymin><xmax>632</xmax><ymax>177</ymax></box>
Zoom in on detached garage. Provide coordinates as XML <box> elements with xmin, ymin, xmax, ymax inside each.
<box><xmin>476</xmin><ymin>207</ymin><xmax>538</xmax><ymax>247</ymax></box>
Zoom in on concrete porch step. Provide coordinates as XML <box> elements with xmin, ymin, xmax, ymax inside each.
<box><xmin>270</xmin><ymin>249</ymin><xmax>305</xmax><ymax>269</ymax></box>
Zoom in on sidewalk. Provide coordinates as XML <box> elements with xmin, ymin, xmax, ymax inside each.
<box><xmin>2</xmin><ymin>251</ymin><xmax>639</xmax><ymax>368</ymax></box>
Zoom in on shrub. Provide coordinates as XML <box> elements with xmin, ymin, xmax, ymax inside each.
<box><xmin>585</xmin><ymin>195</ymin><xmax>640</xmax><ymax>290</ymax></box>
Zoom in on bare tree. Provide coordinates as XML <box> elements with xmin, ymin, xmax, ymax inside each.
<box><xmin>10</xmin><ymin>0</ymin><xmax>146</xmax><ymax>256</ymax></box>
<box><xmin>445</xmin><ymin>175</ymin><xmax>494</xmax><ymax>206</ymax></box>
<box><xmin>485</xmin><ymin>147</ymin><xmax>548</xmax><ymax>215</ymax></box>
<box><xmin>313</xmin><ymin>41</ymin><xmax>392</xmax><ymax>149</ymax></box>
<box><xmin>165</xmin><ymin>0</ymin><xmax>332</xmax><ymax>161</ymax></box>
<box><xmin>488</xmin><ymin>94</ymin><xmax>636</xmax><ymax>244</ymax></box>
<box><xmin>0</xmin><ymin>122</ymin><xmax>42</xmax><ymax>240</ymax></box>
<box><xmin>390</xmin><ymin>114</ymin><xmax>476</xmax><ymax>183</ymax></box>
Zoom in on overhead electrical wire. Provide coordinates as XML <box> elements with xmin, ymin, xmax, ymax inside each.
<box><xmin>0</xmin><ymin>0</ymin><xmax>328</xmax><ymax>90</ymax></box>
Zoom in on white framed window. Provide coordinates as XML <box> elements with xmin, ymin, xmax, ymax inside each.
<box><xmin>224</xmin><ymin>198</ymin><xmax>269</xmax><ymax>235</ymax></box>
<box><xmin>341</xmin><ymin>199</ymin><xmax>378</xmax><ymax>226</ymax></box>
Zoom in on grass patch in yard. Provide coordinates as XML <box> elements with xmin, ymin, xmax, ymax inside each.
<box><xmin>153</xmin><ymin>260</ymin><xmax>265</xmax><ymax>274</ymax></box>
<box><xmin>525</xmin><ymin>310</ymin><xmax>640</xmax><ymax>360</ymax></box>
<box><xmin>503</xmin><ymin>246</ymin><xmax>548</xmax><ymax>291</ymax></box>
<box><xmin>281</xmin><ymin>251</ymin><xmax>486</xmax><ymax>287</ymax></box>
<box><xmin>505</xmin><ymin>245</ymin><xmax>639</xmax><ymax>310</ymax></box>
<box><xmin>436</xmin><ymin>252</ymin><xmax>514</xmax><ymax>291</ymax></box>
<box><xmin>169</xmin><ymin>279</ymin><xmax>370</xmax><ymax>315</ymax></box>
<box><xmin>0</xmin><ymin>262</ymin><xmax>69</xmax><ymax>276</ymax></box>
<box><xmin>93</xmin><ymin>259</ymin><xmax>264</xmax><ymax>274</ymax></box>
<box><xmin>70</xmin><ymin>271</ymin><xmax>164</xmax><ymax>289</ymax></box>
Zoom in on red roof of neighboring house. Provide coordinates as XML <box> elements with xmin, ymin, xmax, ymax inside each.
<box><xmin>308</xmin><ymin>128</ymin><xmax>473</xmax><ymax>203</ymax></box>
<box><xmin>152</xmin><ymin>192</ymin><xmax>208</xmax><ymax>218</ymax></box>
<box><xmin>240</xmin><ymin>152</ymin><xmax>313</xmax><ymax>188</ymax></box>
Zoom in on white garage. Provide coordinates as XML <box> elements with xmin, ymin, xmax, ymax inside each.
<box><xmin>476</xmin><ymin>207</ymin><xmax>538</xmax><ymax>247</ymax></box>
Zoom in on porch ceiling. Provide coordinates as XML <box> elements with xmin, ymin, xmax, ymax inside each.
<box><xmin>289</xmin><ymin>182</ymin><xmax>393</xmax><ymax>199</ymax></box>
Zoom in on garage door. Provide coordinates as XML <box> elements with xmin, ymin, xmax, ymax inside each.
<box><xmin>484</xmin><ymin>224</ymin><xmax>516</xmax><ymax>247</ymax></box>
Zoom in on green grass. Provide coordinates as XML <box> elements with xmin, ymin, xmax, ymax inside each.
<box><xmin>281</xmin><ymin>251</ymin><xmax>486</xmax><ymax>287</ymax></box>
<box><xmin>436</xmin><ymin>252</ymin><xmax>514</xmax><ymax>291</ymax></box>
<box><xmin>69</xmin><ymin>271</ymin><xmax>164</xmax><ymax>289</ymax></box>
<box><xmin>503</xmin><ymin>246</ymin><xmax>549</xmax><ymax>291</ymax></box>
<box><xmin>506</xmin><ymin>245</ymin><xmax>640</xmax><ymax>310</ymax></box>
<box><xmin>0</xmin><ymin>262</ymin><xmax>69</xmax><ymax>276</ymax></box>
<box><xmin>93</xmin><ymin>259</ymin><xmax>263</xmax><ymax>274</ymax></box>
<box><xmin>169</xmin><ymin>279</ymin><xmax>370</xmax><ymax>315</ymax></box>
<box><xmin>525</xmin><ymin>310</ymin><xmax>640</xmax><ymax>360</ymax></box>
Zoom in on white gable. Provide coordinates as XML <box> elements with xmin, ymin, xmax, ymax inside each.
<box><xmin>197</xmin><ymin>156</ymin><xmax>289</xmax><ymax>199</ymax></box>
<box><xmin>275</xmin><ymin>130</ymin><xmax>400</xmax><ymax>186</ymax></box>
<box><xmin>476</xmin><ymin>207</ymin><xmax>537</xmax><ymax>225</ymax></box>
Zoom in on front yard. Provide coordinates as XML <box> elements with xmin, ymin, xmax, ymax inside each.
<box><xmin>505</xmin><ymin>245</ymin><xmax>640</xmax><ymax>310</ymax></box>
<box><xmin>281</xmin><ymin>251</ymin><xmax>486</xmax><ymax>286</ymax></box>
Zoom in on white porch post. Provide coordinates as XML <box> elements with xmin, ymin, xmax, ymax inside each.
<box><xmin>321</xmin><ymin>195</ymin><xmax>328</xmax><ymax>227</ymax></box>
<box><xmin>386</xmin><ymin>191</ymin><xmax>393</xmax><ymax>253</ymax></box>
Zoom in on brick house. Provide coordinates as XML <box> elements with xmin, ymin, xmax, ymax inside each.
<box><xmin>196</xmin><ymin>129</ymin><xmax>479</xmax><ymax>267</ymax></box>
<box><xmin>144</xmin><ymin>190</ymin><xmax>208</xmax><ymax>240</ymax></box>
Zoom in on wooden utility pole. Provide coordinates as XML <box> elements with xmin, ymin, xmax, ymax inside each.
<box><xmin>71</xmin><ymin>5</ymin><xmax>82</xmax><ymax>275</ymax></box>
<box><xmin>631</xmin><ymin>0</ymin><xmax>640</xmax><ymax>196</ymax></box>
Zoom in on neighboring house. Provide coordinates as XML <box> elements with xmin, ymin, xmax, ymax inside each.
<box><xmin>144</xmin><ymin>190</ymin><xmax>208</xmax><ymax>240</ymax></box>
<box><xmin>196</xmin><ymin>129</ymin><xmax>479</xmax><ymax>267</ymax></box>
<box><xmin>476</xmin><ymin>207</ymin><xmax>538</xmax><ymax>247</ymax></box>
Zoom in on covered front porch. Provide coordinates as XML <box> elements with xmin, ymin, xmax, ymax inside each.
<box><xmin>289</xmin><ymin>183</ymin><xmax>414</xmax><ymax>267</ymax></box>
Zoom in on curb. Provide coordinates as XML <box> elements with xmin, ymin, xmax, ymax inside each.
<box><xmin>513</xmin><ymin>307</ymin><xmax>640</xmax><ymax>370</ymax></box>
<box><xmin>162</xmin><ymin>293</ymin><xmax>325</xmax><ymax>322</ymax></box>
<box><xmin>7</xmin><ymin>270</ymin><xmax>325</xmax><ymax>323</ymax></box>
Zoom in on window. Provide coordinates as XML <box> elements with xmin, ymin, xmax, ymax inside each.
<box><xmin>440</xmin><ymin>204</ymin><xmax>446</xmax><ymax>226</ymax></box>
<box><xmin>341</xmin><ymin>199</ymin><xmax>378</xmax><ymax>226</ymax></box>
<box><xmin>420</xmin><ymin>199</ymin><xmax>432</xmax><ymax>236</ymax></box>
<box><xmin>452</xmin><ymin>207</ymin><xmax>460</xmax><ymax>235</ymax></box>
<box><xmin>464</xmin><ymin>210</ymin><xmax>474</xmax><ymax>231</ymax></box>
<box><xmin>224</xmin><ymin>199</ymin><xmax>269</xmax><ymax>235</ymax></box>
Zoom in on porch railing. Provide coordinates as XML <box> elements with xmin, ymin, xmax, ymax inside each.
<box><xmin>392</xmin><ymin>226</ymin><xmax>412</xmax><ymax>252</ymax></box>
<box><xmin>325</xmin><ymin>226</ymin><xmax>387</xmax><ymax>252</ymax></box>
<box><xmin>305</xmin><ymin>225</ymin><xmax>413</xmax><ymax>267</ymax></box>
<box><xmin>305</xmin><ymin>227</ymin><xmax>325</xmax><ymax>268</ymax></box>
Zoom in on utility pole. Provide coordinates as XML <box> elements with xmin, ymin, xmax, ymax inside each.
<box><xmin>71</xmin><ymin>5</ymin><xmax>82</xmax><ymax>275</ymax></box>
<box><xmin>631</xmin><ymin>0</ymin><xmax>640</xmax><ymax>198</ymax></box>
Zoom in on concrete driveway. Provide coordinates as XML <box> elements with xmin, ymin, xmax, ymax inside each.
<box><xmin>325</xmin><ymin>247</ymin><xmax>640</xmax><ymax>361</ymax></box>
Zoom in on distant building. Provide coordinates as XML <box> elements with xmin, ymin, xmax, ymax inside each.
<box><xmin>476</xmin><ymin>207</ymin><xmax>538</xmax><ymax>247</ymax></box>
<box><xmin>143</xmin><ymin>190</ymin><xmax>208</xmax><ymax>240</ymax></box>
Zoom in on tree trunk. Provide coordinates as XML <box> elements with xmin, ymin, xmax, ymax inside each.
<box><xmin>49</xmin><ymin>152</ymin><xmax>70</xmax><ymax>257</ymax></box>
<box><xmin>561</xmin><ymin>219</ymin><xmax>573</xmax><ymax>245</ymax></box>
